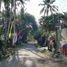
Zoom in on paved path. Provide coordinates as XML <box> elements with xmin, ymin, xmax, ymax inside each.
<box><xmin>0</xmin><ymin>43</ymin><xmax>67</xmax><ymax>67</ymax></box>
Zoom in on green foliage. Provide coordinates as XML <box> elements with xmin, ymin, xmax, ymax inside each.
<box><xmin>17</xmin><ymin>12</ymin><xmax>38</xmax><ymax>42</ymax></box>
<box><xmin>0</xmin><ymin>0</ymin><xmax>31</xmax><ymax>60</ymax></box>
<box><xmin>21</xmin><ymin>13</ymin><xmax>38</xmax><ymax>31</ymax></box>
<box><xmin>27</xmin><ymin>32</ymin><xmax>35</xmax><ymax>41</ymax></box>
<box><xmin>35</xmin><ymin>43</ymin><xmax>41</xmax><ymax>48</ymax></box>
<box><xmin>0</xmin><ymin>47</ymin><xmax>16</xmax><ymax>61</ymax></box>
<box><xmin>39</xmin><ymin>13</ymin><xmax>65</xmax><ymax>31</ymax></box>
<box><xmin>38</xmin><ymin>26</ymin><xmax>47</xmax><ymax>37</ymax></box>
<box><xmin>0</xmin><ymin>39</ymin><xmax>7</xmax><ymax>60</ymax></box>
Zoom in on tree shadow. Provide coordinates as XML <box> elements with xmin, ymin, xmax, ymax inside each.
<box><xmin>0</xmin><ymin>44</ymin><xmax>66</xmax><ymax>67</ymax></box>
<box><xmin>24</xmin><ymin>48</ymin><xmax>47</xmax><ymax>59</ymax></box>
<box><xmin>0</xmin><ymin>49</ymin><xmax>37</xmax><ymax>67</ymax></box>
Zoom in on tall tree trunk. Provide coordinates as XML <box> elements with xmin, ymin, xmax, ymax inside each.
<box><xmin>0</xmin><ymin>0</ymin><xmax>1</xmax><ymax>12</ymax></box>
<box><xmin>13</xmin><ymin>0</ymin><xmax>16</xmax><ymax>32</ymax></box>
<box><xmin>12</xmin><ymin>0</ymin><xmax>16</xmax><ymax>45</ymax></box>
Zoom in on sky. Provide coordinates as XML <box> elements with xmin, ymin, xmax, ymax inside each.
<box><xmin>25</xmin><ymin>0</ymin><xmax>67</xmax><ymax>23</ymax></box>
<box><xmin>1</xmin><ymin>0</ymin><xmax>67</xmax><ymax>24</ymax></box>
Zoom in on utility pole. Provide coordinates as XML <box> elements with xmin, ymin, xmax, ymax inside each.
<box><xmin>55</xmin><ymin>20</ymin><xmax>63</xmax><ymax>59</ymax></box>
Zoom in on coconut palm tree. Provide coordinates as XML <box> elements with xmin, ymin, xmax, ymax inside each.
<box><xmin>39</xmin><ymin>0</ymin><xmax>59</xmax><ymax>51</ymax></box>
<box><xmin>39</xmin><ymin>0</ymin><xmax>58</xmax><ymax>16</ymax></box>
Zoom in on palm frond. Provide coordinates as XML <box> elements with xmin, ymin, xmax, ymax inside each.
<box><xmin>44</xmin><ymin>9</ymin><xmax>48</xmax><ymax>16</ymax></box>
<box><xmin>46</xmin><ymin>8</ymin><xmax>49</xmax><ymax>16</ymax></box>
<box><xmin>39</xmin><ymin>0</ymin><xmax>57</xmax><ymax>16</ymax></box>
<box><xmin>51</xmin><ymin>7</ymin><xmax>56</xmax><ymax>13</ymax></box>
<box><xmin>40</xmin><ymin>7</ymin><xmax>44</xmax><ymax>14</ymax></box>
<box><xmin>19</xmin><ymin>0</ymin><xmax>24</xmax><ymax>4</ymax></box>
<box><xmin>39</xmin><ymin>3</ymin><xmax>45</xmax><ymax>6</ymax></box>
<box><xmin>50</xmin><ymin>0</ymin><xmax>55</xmax><ymax>4</ymax></box>
<box><xmin>19</xmin><ymin>0</ymin><xmax>29</xmax><ymax>4</ymax></box>
<box><xmin>50</xmin><ymin>6</ymin><xmax>53</xmax><ymax>14</ymax></box>
<box><xmin>52</xmin><ymin>5</ymin><xmax>58</xmax><ymax>11</ymax></box>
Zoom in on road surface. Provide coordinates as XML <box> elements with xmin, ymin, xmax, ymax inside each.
<box><xmin>0</xmin><ymin>43</ymin><xmax>67</xmax><ymax>67</ymax></box>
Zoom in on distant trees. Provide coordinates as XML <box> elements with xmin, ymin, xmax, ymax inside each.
<box><xmin>39</xmin><ymin>13</ymin><xmax>65</xmax><ymax>31</ymax></box>
<box><xmin>17</xmin><ymin>12</ymin><xmax>38</xmax><ymax>43</ymax></box>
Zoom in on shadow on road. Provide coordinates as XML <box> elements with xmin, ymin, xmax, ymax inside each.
<box><xmin>0</xmin><ymin>44</ymin><xmax>67</xmax><ymax>67</ymax></box>
<box><xmin>0</xmin><ymin>49</ymin><xmax>37</xmax><ymax>67</ymax></box>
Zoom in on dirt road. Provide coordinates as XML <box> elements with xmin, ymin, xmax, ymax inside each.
<box><xmin>0</xmin><ymin>43</ymin><xmax>67</xmax><ymax>67</ymax></box>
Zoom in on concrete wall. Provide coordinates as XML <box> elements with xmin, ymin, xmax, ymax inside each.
<box><xmin>60</xmin><ymin>28</ymin><xmax>67</xmax><ymax>46</ymax></box>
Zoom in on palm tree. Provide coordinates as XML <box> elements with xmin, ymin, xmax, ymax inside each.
<box><xmin>39</xmin><ymin>0</ymin><xmax>59</xmax><ymax>51</ymax></box>
<box><xmin>39</xmin><ymin>0</ymin><xmax>58</xmax><ymax>16</ymax></box>
<box><xmin>7</xmin><ymin>0</ymin><xmax>28</xmax><ymax>34</ymax></box>
<box><xmin>2</xmin><ymin>0</ymin><xmax>10</xmax><ymax>39</ymax></box>
<box><xmin>1</xmin><ymin>0</ymin><xmax>29</xmax><ymax>43</ymax></box>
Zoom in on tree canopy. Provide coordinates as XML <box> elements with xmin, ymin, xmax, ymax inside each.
<box><xmin>39</xmin><ymin>13</ymin><xmax>67</xmax><ymax>31</ymax></box>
